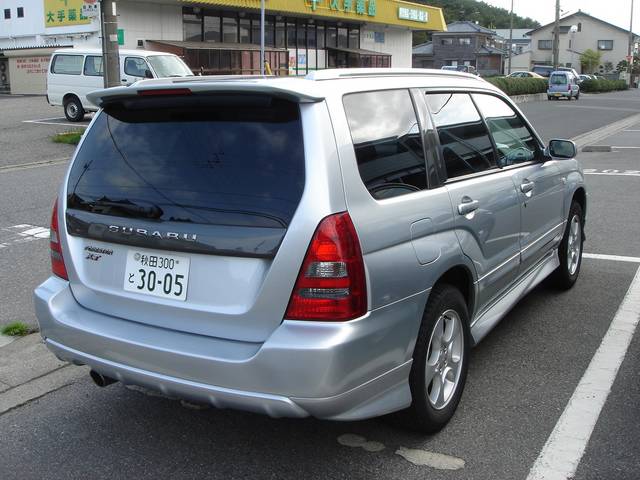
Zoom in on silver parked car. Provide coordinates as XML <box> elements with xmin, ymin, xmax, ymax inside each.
<box><xmin>35</xmin><ymin>69</ymin><xmax>586</xmax><ymax>432</ymax></box>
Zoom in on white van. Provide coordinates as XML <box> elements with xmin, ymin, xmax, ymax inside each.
<box><xmin>47</xmin><ymin>48</ymin><xmax>193</xmax><ymax>121</ymax></box>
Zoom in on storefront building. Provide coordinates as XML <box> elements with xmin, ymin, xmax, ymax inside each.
<box><xmin>0</xmin><ymin>0</ymin><xmax>446</xmax><ymax>93</ymax></box>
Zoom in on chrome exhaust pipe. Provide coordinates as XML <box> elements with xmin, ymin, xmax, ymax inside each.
<box><xmin>90</xmin><ymin>370</ymin><xmax>117</xmax><ymax>388</ymax></box>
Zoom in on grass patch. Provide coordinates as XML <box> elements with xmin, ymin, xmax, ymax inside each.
<box><xmin>1</xmin><ymin>321</ymin><xmax>33</xmax><ymax>337</ymax></box>
<box><xmin>52</xmin><ymin>130</ymin><xmax>84</xmax><ymax>145</ymax></box>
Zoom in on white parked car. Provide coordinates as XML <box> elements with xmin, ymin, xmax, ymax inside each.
<box><xmin>47</xmin><ymin>48</ymin><xmax>193</xmax><ymax>121</ymax></box>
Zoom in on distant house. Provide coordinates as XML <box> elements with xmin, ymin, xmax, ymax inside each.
<box><xmin>412</xmin><ymin>41</ymin><xmax>434</xmax><ymax>68</ymax></box>
<box><xmin>525</xmin><ymin>11</ymin><xmax>640</xmax><ymax>74</ymax></box>
<box><xmin>494</xmin><ymin>29</ymin><xmax>532</xmax><ymax>55</ymax></box>
<box><xmin>412</xmin><ymin>21</ymin><xmax>505</xmax><ymax>76</ymax></box>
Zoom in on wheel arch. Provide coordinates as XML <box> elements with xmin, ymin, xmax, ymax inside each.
<box><xmin>572</xmin><ymin>187</ymin><xmax>587</xmax><ymax>220</ymax></box>
<box><xmin>430</xmin><ymin>264</ymin><xmax>476</xmax><ymax>321</ymax></box>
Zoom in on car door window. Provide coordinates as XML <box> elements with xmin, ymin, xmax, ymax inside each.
<box><xmin>124</xmin><ymin>57</ymin><xmax>149</xmax><ymax>77</ymax></box>
<box><xmin>343</xmin><ymin>89</ymin><xmax>427</xmax><ymax>200</ymax></box>
<box><xmin>83</xmin><ymin>56</ymin><xmax>103</xmax><ymax>77</ymax></box>
<box><xmin>425</xmin><ymin>93</ymin><xmax>497</xmax><ymax>180</ymax></box>
<box><xmin>472</xmin><ymin>94</ymin><xmax>540</xmax><ymax>167</ymax></box>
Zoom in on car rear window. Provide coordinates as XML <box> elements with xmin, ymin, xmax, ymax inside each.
<box><xmin>66</xmin><ymin>94</ymin><xmax>305</xmax><ymax>229</ymax></box>
<box><xmin>550</xmin><ymin>74</ymin><xmax>567</xmax><ymax>85</ymax></box>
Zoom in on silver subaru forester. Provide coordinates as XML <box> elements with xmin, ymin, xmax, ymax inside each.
<box><xmin>34</xmin><ymin>69</ymin><xmax>586</xmax><ymax>432</ymax></box>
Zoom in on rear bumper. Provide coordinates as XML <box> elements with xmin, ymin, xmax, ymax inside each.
<box><xmin>34</xmin><ymin>277</ymin><xmax>426</xmax><ymax>420</ymax></box>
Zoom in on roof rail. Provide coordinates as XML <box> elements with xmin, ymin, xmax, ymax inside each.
<box><xmin>305</xmin><ymin>68</ymin><xmax>479</xmax><ymax>81</ymax></box>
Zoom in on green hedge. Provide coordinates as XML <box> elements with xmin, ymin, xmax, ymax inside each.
<box><xmin>579</xmin><ymin>79</ymin><xmax>628</xmax><ymax>93</ymax></box>
<box><xmin>485</xmin><ymin>77</ymin><xmax>548</xmax><ymax>96</ymax></box>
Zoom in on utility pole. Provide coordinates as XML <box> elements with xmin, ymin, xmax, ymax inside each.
<box><xmin>507</xmin><ymin>0</ymin><xmax>514</xmax><ymax>75</ymax></box>
<box><xmin>100</xmin><ymin>0</ymin><xmax>120</xmax><ymax>88</ymax></box>
<box><xmin>552</xmin><ymin>0</ymin><xmax>560</xmax><ymax>69</ymax></box>
<box><xmin>260</xmin><ymin>0</ymin><xmax>265</xmax><ymax>75</ymax></box>
<box><xmin>629</xmin><ymin>0</ymin><xmax>635</xmax><ymax>68</ymax></box>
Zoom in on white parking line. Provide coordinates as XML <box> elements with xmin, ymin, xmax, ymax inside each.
<box><xmin>527</xmin><ymin>266</ymin><xmax>640</xmax><ymax>480</ymax></box>
<box><xmin>23</xmin><ymin>118</ymin><xmax>89</xmax><ymax>128</ymax></box>
<box><xmin>583</xmin><ymin>169</ymin><xmax>640</xmax><ymax>177</ymax></box>
<box><xmin>583</xmin><ymin>253</ymin><xmax>640</xmax><ymax>263</ymax></box>
<box><xmin>0</xmin><ymin>224</ymin><xmax>50</xmax><ymax>249</ymax></box>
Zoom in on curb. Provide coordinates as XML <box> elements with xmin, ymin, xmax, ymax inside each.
<box><xmin>572</xmin><ymin>113</ymin><xmax>640</xmax><ymax>149</ymax></box>
<box><xmin>511</xmin><ymin>93</ymin><xmax>547</xmax><ymax>104</ymax></box>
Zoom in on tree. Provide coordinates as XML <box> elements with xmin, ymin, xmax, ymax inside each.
<box><xmin>580</xmin><ymin>49</ymin><xmax>602</xmax><ymax>74</ymax></box>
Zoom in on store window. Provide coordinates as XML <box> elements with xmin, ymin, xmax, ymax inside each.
<box><xmin>297</xmin><ymin>22</ymin><xmax>306</xmax><ymax>48</ymax></box>
<box><xmin>204</xmin><ymin>15</ymin><xmax>221</xmax><ymax>42</ymax></box>
<box><xmin>184</xmin><ymin>12</ymin><xmax>202</xmax><ymax>42</ymax></box>
<box><xmin>337</xmin><ymin>27</ymin><xmax>348</xmax><ymax>48</ymax></box>
<box><xmin>222</xmin><ymin>15</ymin><xmax>238</xmax><ymax>43</ymax></box>
<box><xmin>239</xmin><ymin>17</ymin><xmax>250</xmax><ymax>43</ymax></box>
<box><xmin>326</xmin><ymin>26</ymin><xmax>337</xmax><ymax>47</ymax></box>
<box><xmin>287</xmin><ymin>20</ymin><xmax>296</xmax><ymax>47</ymax></box>
<box><xmin>317</xmin><ymin>23</ymin><xmax>325</xmax><ymax>49</ymax></box>
<box><xmin>307</xmin><ymin>23</ymin><xmax>317</xmax><ymax>49</ymax></box>
<box><xmin>275</xmin><ymin>19</ymin><xmax>285</xmax><ymax>47</ymax></box>
<box><xmin>348</xmin><ymin>28</ymin><xmax>359</xmax><ymax>49</ymax></box>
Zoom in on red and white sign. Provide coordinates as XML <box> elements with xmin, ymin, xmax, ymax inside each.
<box><xmin>82</xmin><ymin>0</ymin><xmax>99</xmax><ymax>18</ymax></box>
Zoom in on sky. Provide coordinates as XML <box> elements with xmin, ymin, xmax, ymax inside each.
<box><xmin>481</xmin><ymin>0</ymin><xmax>637</xmax><ymax>32</ymax></box>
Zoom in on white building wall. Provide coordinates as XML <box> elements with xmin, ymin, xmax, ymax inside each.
<box><xmin>116</xmin><ymin>1</ymin><xmax>183</xmax><ymax>50</ymax></box>
<box><xmin>0</xmin><ymin>0</ymin><xmax>99</xmax><ymax>49</ymax></box>
<box><xmin>529</xmin><ymin>14</ymin><xmax>633</xmax><ymax>73</ymax></box>
<box><xmin>360</xmin><ymin>25</ymin><xmax>412</xmax><ymax>67</ymax></box>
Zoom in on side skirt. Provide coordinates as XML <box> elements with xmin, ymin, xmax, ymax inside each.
<box><xmin>470</xmin><ymin>250</ymin><xmax>560</xmax><ymax>345</ymax></box>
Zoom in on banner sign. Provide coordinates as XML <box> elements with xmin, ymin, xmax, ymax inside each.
<box><xmin>44</xmin><ymin>0</ymin><xmax>92</xmax><ymax>27</ymax></box>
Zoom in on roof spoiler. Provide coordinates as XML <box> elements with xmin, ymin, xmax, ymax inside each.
<box><xmin>86</xmin><ymin>81</ymin><xmax>324</xmax><ymax>108</ymax></box>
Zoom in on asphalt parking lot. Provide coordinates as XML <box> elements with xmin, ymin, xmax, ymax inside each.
<box><xmin>0</xmin><ymin>91</ymin><xmax>638</xmax><ymax>479</ymax></box>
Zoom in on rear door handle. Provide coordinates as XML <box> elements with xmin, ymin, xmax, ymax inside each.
<box><xmin>458</xmin><ymin>198</ymin><xmax>479</xmax><ymax>216</ymax></box>
<box><xmin>520</xmin><ymin>180</ymin><xmax>535</xmax><ymax>195</ymax></box>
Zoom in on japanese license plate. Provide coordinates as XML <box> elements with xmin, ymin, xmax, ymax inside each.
<box><xmin>554</xmin><ymin>93</ymin><xmax>562</xmax><ymax>96</ymax></box>
<box><xmin>123</xmin><ymin>250</ymin><xmax>190</xmax><ymax>301</ymax></box>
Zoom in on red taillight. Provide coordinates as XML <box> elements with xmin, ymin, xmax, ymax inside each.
<box><xmin>50</xmin><ymin>199</ymin><xmax>68</xmax><ymax>280</ymax></box>
<box><xmin>285</xmin><ymin>212</ymin><xmax>367</xmax><ymax>321</ymax></box>
<box><xmin>138</xmin><ymin>88</ymin><xmax>192</xmax><ymax>96</ymax></box>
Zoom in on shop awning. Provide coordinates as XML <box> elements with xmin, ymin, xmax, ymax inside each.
<box><xmin>180</xmin><ymin>0</ymin><xmax>447</xmax><ymax>31</ymax></box>
<box><xmin>326</xmin><ymin>46</ymin><xmax>390</xmax><ymax>57</ymax></box>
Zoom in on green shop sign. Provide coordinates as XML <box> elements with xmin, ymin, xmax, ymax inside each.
<box><xmin>308</xmin><ymin>0</ymin><xmax>377</xmax><ymax>17</ymax></box>
<box><xmin>398</xmin><ymin>7</ymin><xmax>428</xmax><ymax>23</ymax></box>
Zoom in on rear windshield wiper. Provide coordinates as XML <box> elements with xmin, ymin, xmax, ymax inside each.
<box><xmin>89</xmin><ymin>199</ymin><xmax>163</xmax><ymax>219</ymax></box>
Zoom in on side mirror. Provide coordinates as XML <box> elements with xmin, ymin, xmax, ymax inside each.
<box><xmin>548</xmin><ymin>139</ymin><xmax>577</xmax><ymax>159</ymax></box>
<box><xmin>144</xmin><ymin>69</ymin><xmax>153</xmax><ymax>79</ymax></box>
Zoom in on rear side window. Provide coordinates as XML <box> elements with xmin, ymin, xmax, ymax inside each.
<box><xmin>51</xmin><ymin>55</ymin><xmax>83</xmax><ymax>75</ymax></box>
<box><xmin>425</xmin><ymin>93</ymin><xmax>497</xmax><ymax>179</ymax></box>
<box><xmin>66</xmin><ymin>95</ymin><xmax>305</xmax><ymax>229</ymax></box>
<box><xmin>472</xmin><ymin>94</ymin><xmax>540</xmax><ymax>166</ymax></box>
<box><xmin>343</xmin><ymin>89</ymin><xmax>427</xmax><ymax>200</ymax></box>
<box><xmin>83</xmin><ymin>56</ymin><xmax>103</xmax><ymax>76</ymax></box>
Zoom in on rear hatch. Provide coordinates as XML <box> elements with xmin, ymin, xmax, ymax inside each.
<box><xmin>548</xmin><ymin>73</ymin><xmax>568</xmax><ymax>93</ymax></box>
<box><xmin>63</xmin><ymin>92</ymin><xmax>306</xmax><ymax>342</ymax></box>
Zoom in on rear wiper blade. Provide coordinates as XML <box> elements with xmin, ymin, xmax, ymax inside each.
<box><xmin>90</xmin><ymin>199</ymin><xmax>163</xmax><ymax>219</ymax></box>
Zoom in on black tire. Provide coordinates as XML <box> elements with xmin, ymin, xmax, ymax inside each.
<box><xmin>394</xmin><ymin>284</ymin><xmax>471</xmax><ymax>433</ymax></box>
<box><xmin>548</xmin><ymin>96</ymin><xmax>553</xmax><ymax>101</ymax></box>
<box><xmin>551</xmin><ymin>201</ymin><xmax>584</xmax><ymax>290</ymax></box>
<box><xmin>63</xmin><ymin>96</ymin><xmax>85</xmax><ymax>122</ymax></box>
<box><xmin>575</xmin><ymin>92</ymin><xmax>580</xmax><ymax>100</ymax></box>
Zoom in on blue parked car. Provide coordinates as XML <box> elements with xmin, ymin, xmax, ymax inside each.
<box><xmin>548</xmin><ymin>71</ymin><xmax>580</xmax><ymax>100</ymax></box>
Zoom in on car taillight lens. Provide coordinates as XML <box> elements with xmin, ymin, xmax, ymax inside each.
<box><xmin>285</xmin><ymin>212</ymin><xmax>367</xmax><ymax>321</ymax></box>
<box><xmin>50</xmin><ymin>199</ymin><xmax>68</xmax><ymax>280</ymax></box>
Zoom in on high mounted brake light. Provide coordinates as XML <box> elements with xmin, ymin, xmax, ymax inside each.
<box><xmin>138</xmin><ymin>88</ymin><xmax>192</xmax><ymax>96</ymax></box>
<box><xmin>285</xmin><ymin>212</ymin><xmax>367</xmax><ymax>321</ymax></box>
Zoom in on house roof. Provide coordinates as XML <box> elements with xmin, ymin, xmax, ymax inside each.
<box><xmin>494</xmin><ymin>29</ymin><xmax>532</xmax><ymax>41</ymax></box>
<box><xmin>412</xmin><ymin>41</ymin><xmax>433</xmax><ymax>55</ymax></box>
<box><xmin>476</xmin><ymin>45</ymin><xmax>505</xmax><ymax>55</ymax></box>
<box><xmin>434</xmin><ymin>21</ymin><xmax>496</xmax><ymax>36</ymax></box>
<box><xmin>526</xmin><ymin>11</ymin><xmax>640</xmax><ymax>38</ymax></box>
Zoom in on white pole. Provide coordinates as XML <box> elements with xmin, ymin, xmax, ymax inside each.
<box><xmin>260</xmin><ymin>0</ymin><xmax>265</xmax><ymax>75</ymax></box>
<box><xmin>508</xmin><ymin>0</ymin><xmax>514</xmax><ymax>75</ymax></box>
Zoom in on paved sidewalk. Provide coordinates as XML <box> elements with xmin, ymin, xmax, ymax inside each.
<box><xmin>0</xmin><ymin>333</ymin><xmax>84</xmax><ymax>414</ymax></box>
